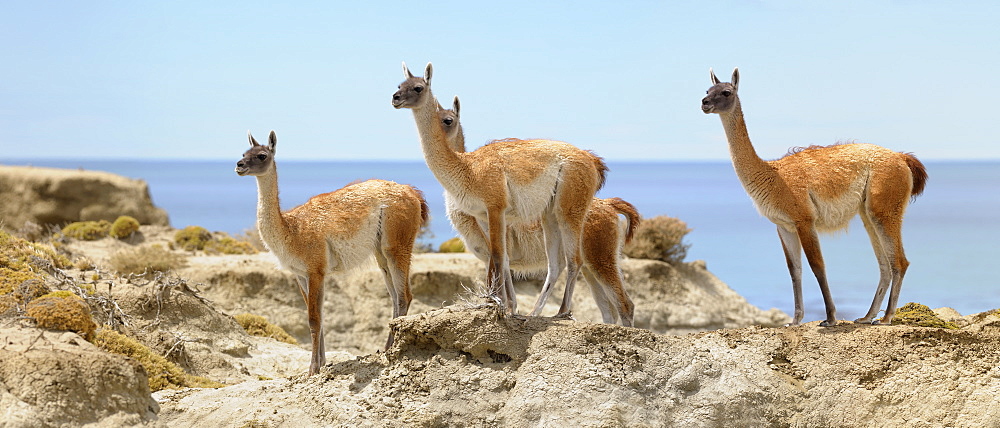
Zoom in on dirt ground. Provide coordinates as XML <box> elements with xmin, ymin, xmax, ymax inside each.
<box><xmin>3</xmin><ymin>226</ymin><xmax>999</xmax><ymax>427</ymax></box>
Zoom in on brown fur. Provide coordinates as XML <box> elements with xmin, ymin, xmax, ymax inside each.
<box><xmin>703</xmin><ymin>68</ymin><xmax>927</xmax><ymax>327</ymax></box>
<box><xmin>237</xmin><ymin>131</ymin><xmax>427</xmax><ymax>375</ymax></box>
<box><xmin>436</xmin><ymin>97</ymin><xmax>635</xmax><ymax>324</ymax></box>
<box><xmin>393</xmin><ymin>62</ymin><xmax>607</xmax><ymax>317</ymax></box>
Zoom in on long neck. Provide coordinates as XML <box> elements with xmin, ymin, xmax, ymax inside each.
<box><xmin>411</xmin><ymin>100</ymin><xmax>469</xmax><ymax>189</ymax></box>
<box><xmin>718</xmin><ymin>98</ymin><xmax>771</xmax><ymax>184</ymax></box>
<box><xmin>254</xmin><ymin>166</ymin><xmax>289</xmax><ymax>245</ymax></box>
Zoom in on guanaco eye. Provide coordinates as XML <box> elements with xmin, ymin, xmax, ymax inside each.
<box><xmin>256</xmin><ymin>154</ymin><xmax>267</xmax><ymax>160</ymax></box>
<box><xmin>414</xmin><ymin>86</ymin><xmax>423</xmax><ymax>93</ymax></box>
<box><xmin>443</xmin><ymin>118</ymin><xmax>454</xmax><ymax>126</ymax></box>
<box><xmin>722</xmin><ymin>90</ymin><xmax>732</xmax><ymax>97</ymax></box>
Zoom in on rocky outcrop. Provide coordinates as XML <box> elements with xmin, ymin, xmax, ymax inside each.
<box><xmin>154</xmin><ymin>305</ymin><xmax>1000</xmax><ymax>427</ymax></box>
<box><xmin>0</xmin><ymin>166</ymin><xmax>169</xmax><ymax>228</ymax></box>
<box><xmin>180</xmin><ymin>252</ymin><xmax>790</xmax><ymax>354</ymax></box>
<box><xmin>0</xmin><ymin>328</ymin><xmax>159</xmax><ymax>427</ymax></box>
<box><xmin>8</xmin><ymin>226</ymin><xmax>999</xmax><ymax>427</ymax></box>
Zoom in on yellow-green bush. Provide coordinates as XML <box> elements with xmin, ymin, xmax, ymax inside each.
<box><xmin>108</xmin><ymin>245</ymin><xmax>185</xmax><ymax>276</ymax></box>
<box><xmin>25</xmin><ymin>292</ymin><xmax>97</xmax><ymax>341</ymax></box>
<box><xmin>61</xmin><ymin>220</ymin><xmax>112</xmax><ymax>240</ymax></box>
<box><xmin>0</xmin><ymin>230</ymin><xmax>68</xmax><ymax>295</ymax></box>
<box><xmin>109</xmin><ymin>216</ymin><xmax>140</xmax><ymax>239</ymax></box>
<box><xmin>94</xmin><ymin>329</ymin><xmax>224</xmax><ymax>392</ymax></box>
<box><xmin>438</xmin><ymin>237</ymin><xmax>466</xmax><ymax>253</ymax></box>
<box><xmin>890</xmin><ymin>302</ymin><xmax>959</xmax><ymax>329</ymax></box>
<box><xmin>174</xmin><ymin>226</ymin><xmax>212</xmax><ymax>251</ymax></box>
<box><xmin>623</xmin><ymin>215</ymin><xmax>692</xmax><ymax>264</ymax></box>
<box><xmin>234</xmin><ymin>313</ymin><xmax>297</xmax><ymax>344</ymax></box>
<box><xmin>204</xmin><ymin>235</ymin><xmax>259</xmax><ymax>255</ymax></box>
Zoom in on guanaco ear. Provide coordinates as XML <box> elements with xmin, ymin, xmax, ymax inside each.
<box><xmin>710</xmin><ymin>68</ymin><xmax>721</xmax><ymax>85</ymax></box>
<box><xmin>268</xmin><ymin>130</ymin><xmax>277</xmax><ymax>153</ymax></box>
<box><xmin>424</xmin><ymin>63</ymin><xmax>433</xmax><ymax>85</ymax></box>
<box><xmin>402</xmin><ymin>61</ymin><xmax>414</xmax><ymax>79</ymax></box>
<box><xmin>248</xmin><ymin>131</ymin><xmax>259</xmax><ymax>147</ymax></box>
<box><xmin>731</xmin><ymin>67</ymin><xmax>740</xmax><ymax>91</ymax></box>
<box><xmin>452</xmin><ymin>96</ymin><xmax>460</xmax><ymax>116</ymax></box>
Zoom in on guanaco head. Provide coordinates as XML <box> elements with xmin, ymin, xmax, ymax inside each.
<box><xmin>701</xmin><ymin>67</ymin><xmax>740</xmax><ymax>114</ymax></box>
<box><xmin>392</xmin><ymin>62</ymin><xmax>433</xmax><ymax>109</ymax></box>
<box><xmin>236</xmin><ymin>130</ymin><xmax>277</xmax><ymax>176</ymax></box>
<box><xmin>438</xmin><ymin>95</ymin><xmax>464</xmax><ymax>151</ymax></box>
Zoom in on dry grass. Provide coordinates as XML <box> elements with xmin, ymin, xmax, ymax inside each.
<box><xmin>94</xmin><ymin>329</ymin><xmax>224</xmax><ymax>392</ymax></box>
<box><xmin>623</xmin><ymin>215</ymin><xmax>692</xmax><ymax>264</ymax></box>
<box><xmin>108</xmin><ymin>245</ymin><xmax>186</xmax><ymax>276</ymax></box>
<box><xmin>234</xmin><ymin>313</ymin><xmax>297</xmax><ymax>344</ymax></box>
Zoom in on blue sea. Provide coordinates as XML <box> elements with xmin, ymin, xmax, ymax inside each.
<box><xmin>8</xmin><ymin>159</ymin><xmax>999</xmax><ymax>320</ymax></box>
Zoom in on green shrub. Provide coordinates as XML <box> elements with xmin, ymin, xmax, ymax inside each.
<box><xmin>174</xmin><ymin>226</ymin><xmax>212</xmax><ymax>251</ymax></box>
<box><xmin>623</xmin><ymin>215</ymin><xmax>692</xmax><ymax>264</ymax></box>
<box><xmin>438</xmin><ymin>237</ymin><xmax>466</xmax><ymax>253</ymax></box>
<box><xmin>61</xmin><ymin>220</ymin><xmax>112</xmax><ymax>240</ymax></box>
<box><xmin>204</xmin><ymin>234</ymin><xmax>259</xmax><ymax>255</ymax></box>
<box><xmin>108</xmin><ymin>245</ymin><xmax>186</xmax><ymax>276</ymax></box>
<box><xmin>0</xmin><ymin>230</ymin><xmax>69</xmax><ymax>295</ymax></box>
<box><xmin>94</xmin><ymin>329</ymin><xmax>224</xmax><ymax>392</ymax></box>
<box><xmin>889</xmin><ymin>302</ymin><xmax>959</xmax><ymax>329</ymax></box>
<box><xmin>109</xmin><ymin>216</ymin><xmax>140</xmax><ymax>239</ymax></box>
<box><xmin>234</xmin><ymin>313</ymin><xmax>297</xmax><ymax>344</ymax></box>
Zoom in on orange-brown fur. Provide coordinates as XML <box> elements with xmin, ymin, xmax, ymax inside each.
<box><xmin>237</xmin><ymin>131</ymin><xmax>428</xmax><ymax>375</ymax></box>
<box><xmin>393</xmin><ymin>63</ymin><xmax>607</xmax><ymax>317</ymax></box>
<box><xmin>437</xmin><ymin>97</ymin><xmax>636</xmax><ymax>324</ymax></box>
<box><xmin>702</xmin><ymin>68</ymin><xmax>926</xmax><ymax>326</ymax></box>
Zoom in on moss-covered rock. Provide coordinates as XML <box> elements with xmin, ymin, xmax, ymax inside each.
<box><xmin>234</xmin><ymin>313</ymin><xmax>297</xmax><ymax>344</ymax></box>
<box><xmin>109</xmin><ymin>215</ymin><xmax>141</xmax><ymax>239</ymax></box>
<box><xmin>93</xmin><ymin>329</ymin><xmax>224</xmax><ymax>392</ymax></box>
<box><xmin>204</xmin><ymin>235</ymin><xmax>259</xmax><ymax>255</ymax></box>
<box><xmin>25</xmin><ymin>292</ymin><xmax>97</xmax><ymax>340</ymax></box>
<box><xmin>0</xmin><ymin>230</ymin><xmax>67</xmax><ymax>296</ymax></box>
<box><xmin>890</xmin><ymin>302</ymin><xmax>959</xmax><ymax>329</ymax></box>
<box><xmin>623</xmin><ymin>215</ymin><xmax>691</xmax><ymax>264</ymax></box>
<box><xmin>438</xmin><ymin>237</ymin><xmax>466</xmax><ymax>253</ymax></box>
<box><xmin>61</xmin><ymin>220</ymin><xmax>112</xmax><ymax>240</ymax></box>
<box><xmin>174</xmin><ymin>226</ymin><xmax>212</xmax><ymax>251</ymax></box>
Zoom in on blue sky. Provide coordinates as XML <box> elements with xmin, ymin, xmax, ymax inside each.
<box><xmin>2</xmin><ymin>1</ymin><xmax>998</xmax><ymax>161</ymax></box>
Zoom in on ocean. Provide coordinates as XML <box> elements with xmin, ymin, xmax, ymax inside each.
<box><xmin>8</xmin><ymin>159</ymin><xmax>999</xmax><ymax>321</ymax></box>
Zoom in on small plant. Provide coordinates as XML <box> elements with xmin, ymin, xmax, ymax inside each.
<box><xmin>438</xmin><ymin>237</ymin><xmax>466</xmax><ymax>253</ymax></box>
<box><xmin>61</xmin><ymin>220</ymin><xmax>112</xmax><ymax>240</ymax></box>
<box><xmin>94</xmin><ymin>329</ymin><xmax>224</xmax><ymax>392</ymax></box>
<box><xmin>25</xmin><ymin>291</ymin><xmax>97</xmax><ymax>341</ymax></box>
<box><xmin>234</xmin><ymin>313</ymin><xmax>297</xmax><ymax>344</ymax></box>
<box><xmin>889</xmin><ymin>302</ymin><xmax>959</xmax><ymax>329</ymax></box>
<box><xmin>623</xmin><ymin>215</ymin><xmax>692</xmax><ymax>264</ymax></box>
<box><xmin>204</xmin><ymin>234</ymin><xmax>259</xmax><ymax>255</ymax></box>
<box><xmin>108</xmin><ymin>245</ymin><xmax>186</xmax><ymax>276</ymax></box>
<box><xmin>109</xmin><ymin>216</ymin><xmax>141</xmax><ymax>239</ymax></box>
<box><xmin>236</xmin><ymin>227</ymin><xmax>267</xmax><ymax>252</ymax></box>
<box><xmin>0</xmin><ymin>230</ymin><xmax>69</xmax><ymax>295</ymax></box>
<box><xmin>174</xmin><ymin>226</ymin><xmax>212</xmax><ymax>251</ymax></box>
<box><xmin>74</xmin><ymin>257</ymin><xmax>96</xmax><ymax>270</ymax></box>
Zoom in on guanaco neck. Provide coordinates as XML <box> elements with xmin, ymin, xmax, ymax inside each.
<box><xmin>254</xmin><ymin>165</ymin><xmax>291</xmax><ymax>246</ymax></box>
<box><xmin>717</xmin><ymin>98</ymin><xmax>773</xmax><ymax>188</ymax></box>
<box><xmin>411</xmin><ymin>99</ymin><xmax>471</xmax><ymax>192</ymax></box>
